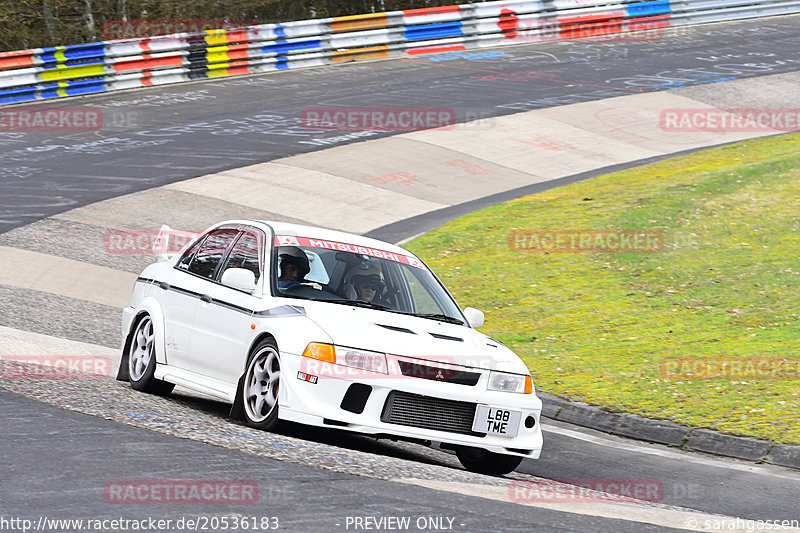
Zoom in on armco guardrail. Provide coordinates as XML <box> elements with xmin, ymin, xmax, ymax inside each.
<box><xmin>1</xmin><ymin>0</ymin><xmax>798</xmax><ymax>106</ymax></box>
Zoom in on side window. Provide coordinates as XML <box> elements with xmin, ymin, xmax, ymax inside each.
<box><xmin>402</xmin><ymin>267</ymin><xmax>441</xmax><ymax>315</ymax></box>
<box><xmin>185</xmin><ymin>229</ymin><xmax>238</xmax><ymax>279</ymax></box>
<box><xmin>220</xmin><ymin>231</ymin><xmax>262</xmax><ymax>281</ymax></box>
<box><xmin>176</xmin><ymin>236</ymin><xmax>205</xmax><ymax>271</ymax></box>
<box><xmin>304</xmin><ymin>250</ymin><xmax>330</xmax><ymax>285</ymax></box>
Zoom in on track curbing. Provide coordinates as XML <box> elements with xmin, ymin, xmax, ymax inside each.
<box><xmin>537</xmin><ymin>391</ymin><xmax>800</xmax><ymax>468</ymax></box>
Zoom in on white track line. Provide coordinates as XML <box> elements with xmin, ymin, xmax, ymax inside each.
<box><xmin>395</xmin><ymin>478</ymin><xmax>800</xmax><ymax>532</ymax></box>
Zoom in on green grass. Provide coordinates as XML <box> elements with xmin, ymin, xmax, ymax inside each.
<box><xmin>405</xmin><ymin>133</ymin><xmax>800</xmax><ymax>444</ymax></box>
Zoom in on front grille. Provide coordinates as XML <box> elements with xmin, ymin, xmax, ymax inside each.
<box><xmin>398</xmin><ymin>360</ymin><xmax>480</xmax><ymax>386</ymax></box>
<box><xmin>380</xmin><ymin>391</ymin><xmax>485</xmax><ymax>437</ymax></box>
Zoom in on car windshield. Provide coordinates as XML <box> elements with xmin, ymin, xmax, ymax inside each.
<box><xmin>272</xmin><ymin>236</ymin><xmax>464</xmax><ymax>324</ymax></box>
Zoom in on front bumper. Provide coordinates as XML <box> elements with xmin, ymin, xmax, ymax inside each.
<box><xmin>279</xmin><ymin>352</ymin><xmax>543</xmax><ymax>458</ymax></box>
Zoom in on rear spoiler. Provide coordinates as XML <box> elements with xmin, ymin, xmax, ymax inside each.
<box><xmin>152</xmin><ymin>224</ymin><xmax>172</xmax><ymax>262</ymax></box>
<box><xmin>152</xmin><ymin>225</ymin><xmax>201</xmax><ymax>262</ymax></box>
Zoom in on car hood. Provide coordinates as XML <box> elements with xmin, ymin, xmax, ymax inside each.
<box><xmin>301</xmin><ymin>302</ymin><xmax>527</xmax><ymax>374</ymax></box>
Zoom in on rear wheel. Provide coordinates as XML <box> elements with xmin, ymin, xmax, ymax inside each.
<box><xmin>242</xmin><ymin>338</ymin><xmax>282</xmax><ymax>431</ymax></box>
<box><xmin>128</xmin><ymin>314</ymin><xmax>174</xmax><ymax>395</ymax></box>
<box><xmin>456</xmin><ymin>446</ymin><xmax>523</xmax><ymax>476</ymax></box>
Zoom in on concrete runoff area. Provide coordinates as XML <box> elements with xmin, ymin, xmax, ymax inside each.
<box><xmin>0</xmin><ymin>246</ymin><xmax>137</xmax><ymax>309</ymax></box>
<box><xmin>163</xmin><ymin>161</ymin><xmax>448</xmax><ymax>233</ymax></box>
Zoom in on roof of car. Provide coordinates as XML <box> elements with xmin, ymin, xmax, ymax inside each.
<box><xmin>251</xmin><ymin>220</ymin><xmax>413</xmax><ymax>256</ymax></box>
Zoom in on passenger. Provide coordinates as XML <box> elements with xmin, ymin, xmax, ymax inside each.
<box><xmin>350</xmin><ymin>263</ymin><xmax>385</xmax><ymax>304</ymax></box>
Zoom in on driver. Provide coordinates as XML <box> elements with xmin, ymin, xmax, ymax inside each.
<box><xmin>278</xmin><ymin>247</ymin><xmax>310</xmax><ymax>290</ymax></box>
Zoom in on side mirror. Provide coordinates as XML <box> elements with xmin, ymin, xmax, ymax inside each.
<box><xmin>463</xmin><ymin>307</ymin><xmax>485</xmax><ymax>329</ymax></box>
<box><xmin>221</xmin><ymin>268</ymin><xmax>257</xmax><ymax>293</ymax></box>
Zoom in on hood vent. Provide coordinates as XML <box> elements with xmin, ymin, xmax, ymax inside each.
<box><xmin>377</xmin><ymin>324</ymin><xmax>416</xmax><ymax>334</ymax></box>
<box><xmin>429</xmin><ymin>332</ymin><xmax>463</xmax><ymax>342</ymax></box>
<box><xmin>486</xmin><ymin>337</ymin><xmax>503</xmax><ymax>348</ymax></box>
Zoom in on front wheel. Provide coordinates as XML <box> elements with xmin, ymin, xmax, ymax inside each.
<box><xmin>456</xmin><ymin>446</ymin><xmax>524</xmax><ymax>476</ymax></box>
<box><xmin>128</xmin><ymin>314</ymin><xmax>174</xmax><ymax>395</ymax></box>
<box><xmin>242</xmin><ymin>338</ymin><xmax>282</xmax><ymax>431</ymax></box>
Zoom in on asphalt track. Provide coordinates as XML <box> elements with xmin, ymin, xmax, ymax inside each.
<box><xmin>2</xmin><ymin>388</ymin><xmax>693</xmax><ymax>533</ymax></box>
<box><xmin>2</xmin><ymin>15</ymin><xmax>800</xmax><ymax>533</ymax></box>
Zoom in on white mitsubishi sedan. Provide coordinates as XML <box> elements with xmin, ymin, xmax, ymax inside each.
<box><xmin>118</xmin><ymin>220</ymin><xmax>543</xmax><ymax>475</ymax></box>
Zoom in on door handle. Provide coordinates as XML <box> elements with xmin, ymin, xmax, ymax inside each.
<box><xmin>200</xmin><ymin>294</ymin><xmax>212</xmax><ymax>303</ymax></box>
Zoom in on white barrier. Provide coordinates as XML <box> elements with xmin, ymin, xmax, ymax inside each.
<box><xmin>0</xmin><ymin>0</ymin><xmax>797</xmax><ymax>105</ymax></box>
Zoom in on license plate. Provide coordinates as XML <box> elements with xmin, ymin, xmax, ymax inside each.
<box><xmin>472</xmin><ymin>405</ymin><xmax>521</xmax><ymax>437</ymax></box>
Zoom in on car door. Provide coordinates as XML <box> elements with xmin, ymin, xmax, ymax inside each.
<box><xmin>189</xmin><ymin>227</ymin><xmax>266</xmax><ymax>386</ymax></box>
<box><xmin>162</xmin><ymin>227</ymin><xmax>240</xmax><ymax>371</ymax></box>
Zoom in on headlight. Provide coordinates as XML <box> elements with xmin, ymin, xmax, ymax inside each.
<box><xmin>488</xmin><ymin>371</ymin><xmax>533</xmax><ymax>394</ymax></box>
<box><xmin>335</xmin><ymin>346</ymin><xmax>388</xmax><ymax>375</ymax></box>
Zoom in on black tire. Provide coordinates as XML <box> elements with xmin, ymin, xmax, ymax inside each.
<box><xmin>127</xmin><ymin>314</ymin><xmax>174</xmax><ymax>395</ymax></box>
<box><xmin>242</xmin><ymin>338</ymin><xmax>282</xmax><ymax>431</ymax></box>
<box><xmin>456</xmin><ymin>446</ymin><xmax>524</xmax><ymax>476</ymax></box>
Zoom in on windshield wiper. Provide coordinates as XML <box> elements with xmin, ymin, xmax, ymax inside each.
<box><xmin>334</xmin><ymin>299</ymin><xmax>392</xmax><ymax>311</ymax></box>
<box><xmin>412</xmin><ymin>313</ymin><xmax>464</xmax><ymax>325</ymax></box>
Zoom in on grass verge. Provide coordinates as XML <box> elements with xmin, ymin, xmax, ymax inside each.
<box><xmin>405</xmin><ymin>133</ymin><xmax>800</xmax><ymax>445</ymax></box>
